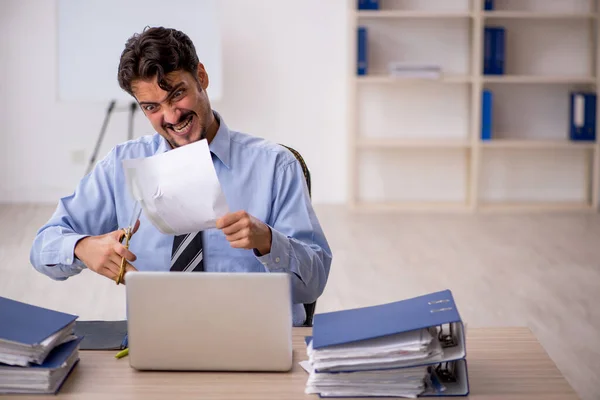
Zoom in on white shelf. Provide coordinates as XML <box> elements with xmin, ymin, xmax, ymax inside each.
<box><xmin>482</xmin><ymin>11</ymin><xmax>597</xmax><ymax>20</ymax></box>
<box><xmin>483</xmin><ymin>75</ymin><xmax>596</xmax><ymax>84</ymax></box>
<box><xmin>355</xmin><ymin>10</ymin><xmax>473</xmax><ymax>19</ymax></box>
<box><xmin>357</xmin><ymin>75</ymin><xmax>472</xmax><ymax>84</ymax></box>
<box><xmin>480</xmin><ymin>139</ymin><xmax>596</xmax><ymax>149</ymax></box>
<box><xmin>348</xmin><ymin>0</ymin><xmax>600</xmax><ymax>213</ymax></box>
<box><xmin>358</xmin><ymin>138</ymin><xmax>470</xmax><ymax>149</ymax></box>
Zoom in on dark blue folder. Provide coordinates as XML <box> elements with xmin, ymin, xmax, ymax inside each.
<box><xmin>484</xmin><ymin>27</ymin><xmax>505</xmax><ymax>75</ymax></box>
<box><xmin>312</xmin><ymin>290</ymin><xmax>462</xmax><ymax>350</ymax></box>
<box><xmin>357</xmin><ymin>27</ymin><xmax>368</xmax><ymax>76</ymax></box>
<box><xmin>357</xmin><ymin>0</ymin><xmax>379</xmax><ymax>10</ymax></box>
<box><xmin>0</xmin><ymin>296</ymin><xmax>78</xmax><ymax>346</ymax></box>
<box><xmin>492</xmin><ymin>27</ymin><xmax>505</xmax><ymax>75</ymax></box>
<box><xmin>570</xmin><ymin>92</ymin><xmax>597</xmax><ymax>141</ymax></box>
<box><xmin>483</xmin><ymin>27</ymin><xmax>494</xmax><ymax>75</ymax></box>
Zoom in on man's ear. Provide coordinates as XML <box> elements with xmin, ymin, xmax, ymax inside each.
<box><xmin>197</xmin><ymin>62</ymin><xmax>209</xmax><ymax>90</ymax></box>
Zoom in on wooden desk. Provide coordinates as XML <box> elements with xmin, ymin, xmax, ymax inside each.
<box><xmin>17</xmin><ymin>327</ymin><xmax>578</xmax><ymax>400</ymax></box>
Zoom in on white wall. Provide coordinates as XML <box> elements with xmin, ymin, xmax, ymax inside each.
<box><xmin>0</xmin><ymin>0</ymin><xmax>348</xmax><ymax>204</ymax></box>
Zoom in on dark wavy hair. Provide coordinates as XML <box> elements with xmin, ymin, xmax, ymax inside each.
<box><xmin>117</xmin><ymin>27</ymin><xmax>200</xmax><ymax>96</ymax></box>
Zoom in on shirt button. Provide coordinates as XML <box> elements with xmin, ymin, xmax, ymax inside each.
<box><xmin>66</xmin><ymin>258</ymin><xmax>72</xmax><ymax>264</ymax></box>
<box><xmin>275</xmin><ymin>257</ymin><xmax>280</xmax><ymax>263</ymax></box>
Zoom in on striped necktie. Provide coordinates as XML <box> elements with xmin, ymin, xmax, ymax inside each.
<box><xmin>170</xmin><ymin>232</ymin><xmax>204</xmax><ymax>272</ymax></box>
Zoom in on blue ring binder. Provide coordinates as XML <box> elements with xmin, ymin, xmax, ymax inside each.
<box><xmin>305</xmin><ymin>290</ymin><xmax>470</xmax><ymax>397</ymax></box>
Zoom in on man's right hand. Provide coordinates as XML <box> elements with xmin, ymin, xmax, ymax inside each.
<box><xmin>74</xmin><ymin>220</ymin><xmax>140</xmax><ymax>283</ymax></box>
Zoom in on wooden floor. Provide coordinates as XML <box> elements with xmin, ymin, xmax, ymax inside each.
<box><xmin>1</xmin><ymin>204</ymin><xmax>599</xmax><ymax>400</ymax></box>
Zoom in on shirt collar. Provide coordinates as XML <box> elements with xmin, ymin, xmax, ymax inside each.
<box><xmin>208</xmin><ymin>110</ymin><xmax>231</xmax><ymax>169</ymax></box>
<box><xmin>156</xmin><ymin>110</ymin><xmax>231</xmax><ymax>169</ymax></box>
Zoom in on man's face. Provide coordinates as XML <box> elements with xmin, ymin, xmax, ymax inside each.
<box><xmin>132</xmin><ymin>64</ymin><xmax>213</xmax><ymax>148</ymax></box>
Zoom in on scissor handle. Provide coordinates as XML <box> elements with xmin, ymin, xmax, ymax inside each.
<box><xmin>116</xmin><ymin>227</ymin><xmax>132</xmax><ymax>285</ymax></box>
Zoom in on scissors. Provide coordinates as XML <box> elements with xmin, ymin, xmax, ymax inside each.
<box><xmin>116</xmin><ymin>201</ymin><xmax>142</xmax><ymax>285</ymax></box>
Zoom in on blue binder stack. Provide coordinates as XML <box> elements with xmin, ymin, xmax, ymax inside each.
<box><xmin>569</xmin><ymin>91</ymin><xmax>597</xmax><ymax>141</ymax></box>
<box><xmin>0</xmin><ymin>296</ymin><xmax>82</xmax><ymax>394</ymax></box>
<box><xmin>303</xmin><ymin>290</ymin><xmax>469</xmax><ymax>397</ymax></box>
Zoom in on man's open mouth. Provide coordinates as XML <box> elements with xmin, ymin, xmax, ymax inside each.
<box><xmin>172</xmin><ymin>115</ymin><xmax>194</xmax><ymax>135</ymax></box>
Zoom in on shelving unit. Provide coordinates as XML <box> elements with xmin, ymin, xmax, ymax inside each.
<box><xmin>348</xmin><ymin>0</ymin><xmax>600</xmax><ymax>212</ymax></box>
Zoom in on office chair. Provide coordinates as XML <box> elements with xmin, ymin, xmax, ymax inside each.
<box><xmin>280</xmin><ymin>145</ymin><xmax>316</xmax><ymax>327</ymax></box>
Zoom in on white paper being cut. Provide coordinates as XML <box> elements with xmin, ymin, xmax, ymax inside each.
<box><xmin>122</xmin><ymin>139</ymin><xmax>229</xmax><ymax>235</ymax></box>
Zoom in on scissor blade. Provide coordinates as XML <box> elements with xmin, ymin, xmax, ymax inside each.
<box><xmin>128</xmin><ymin>201</ymin><xmax>143</xmax><ymax>229</ymax></box>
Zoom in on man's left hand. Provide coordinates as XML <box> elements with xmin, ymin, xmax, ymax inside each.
<box><xmin>216</xmin><ymin>211</ymin><xmax>272</xmax><ymax>255</ymax></box>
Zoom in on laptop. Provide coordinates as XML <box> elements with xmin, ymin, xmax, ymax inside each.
<box><xmin>125</xmin><ymin>271</ymin><xmax>293</xmax><ymax>372</ymax></box>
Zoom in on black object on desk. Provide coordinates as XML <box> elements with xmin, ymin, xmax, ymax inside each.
<box><xmin>74</xmin><ymin>320</ymin><xmax>127</xmax><ymax>350</ymax></box>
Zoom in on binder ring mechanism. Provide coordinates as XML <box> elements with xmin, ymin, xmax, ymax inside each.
<box><xmin>428</xmin><ymin>299</ymin><xmax>457</xmax><ymax>348</ymax></box>
<box><xmin>427</xmin><ymin>320</ymin><xmax>460</xmax><ymax>388</ymax></box>
<box><xmin>427</xmin><ymin>361</ymin><xmax>458</xmax><ymax>388</ymax></box>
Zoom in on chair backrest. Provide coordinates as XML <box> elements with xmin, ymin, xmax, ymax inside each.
<box><xmin>280</xmin><ymin>145</ymin><xmax>316</xmax><ymax>327</ymax></box>
<box><xmin>281</xmin><ymin>145</ymin><xmax>311</xmax><ymax>197</ymax></box>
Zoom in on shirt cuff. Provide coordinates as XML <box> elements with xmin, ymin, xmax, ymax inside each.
<box><xmin>61</xmin><ymin>233</ymin><xmax>89</xmax><ymax>269</ymax></box>
<box><xmin>254</xmin><ymin>226</ymin><xmax>289</xmax><ymax>272</ymax></box>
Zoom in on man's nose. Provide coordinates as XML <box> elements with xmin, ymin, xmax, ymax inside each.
<box><xmin>163</xmin><ymin>106</ymin><xmax>181</xmax><ymax>125</ymax></box>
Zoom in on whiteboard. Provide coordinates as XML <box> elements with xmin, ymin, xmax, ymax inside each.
<box><xmin>57</xmin><ymin>0</ymin><xmax>222</xmax><ymax>104</ymax></box>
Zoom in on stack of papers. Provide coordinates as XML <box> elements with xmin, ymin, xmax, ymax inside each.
<box><xmin>307</xmin><ymin>328</ymin><xmax>443</xmax><ymax>372</ymax></box>
<box><xmin>303</xmin><ymin>328</ymin><xmax>443</xmax><ymax>397</ymax></box>
<box><xmin>302</xmin><ymin>290</ymin><xmax>470</xmax><ymax>398</ymax></box>
<box><xmin>0</xmin><ymin>296</ymin><xmax>81</xmax><ymax>394</ymax></box>
<box><xmin>303</xmin><ymin>362</ymin><xmax>429</xmax><ymax>398</ymax></box>
<box><xmin>388</xmin><ymin>62</ymin><xmax>442</xmax><ymax>79</ymax></box>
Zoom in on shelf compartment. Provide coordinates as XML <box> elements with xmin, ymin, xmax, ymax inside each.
<box><xmin>356</xmin><ymin>148</ymin><xmax>469</xmax><ymax>204</ymax></box>
<box><xmin>480</xmin><ymin>19</ymin><xmax>593</xmax><ymax>77</ymax></box>
<box><xmin>478</xmin><ymin>149</ymin><xmax>591</xmax><ymax>206</ymax></box>
<box><xmin>479</xmin><ymin>85</ymin><xmax>593</xmax><ymax>142</ymax></box>
<box><xmin>355</xmin><ymin>18</ymin><xmax>471</xmax><ymax>77</ymax></box>
<box><xmin>358</xmin><ymin>83</ymin><xmax>470</xmax><ymax>141</ymax></box>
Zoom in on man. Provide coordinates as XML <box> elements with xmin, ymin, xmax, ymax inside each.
<box><xmin>29</xmin><ymin>26</ymin><xmax>332</xmax><ymax>326</ymax></box>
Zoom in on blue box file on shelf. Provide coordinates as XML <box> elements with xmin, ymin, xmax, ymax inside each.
<box><xmin>357</xmin><ymin>0</ymin><xmax>379</xmax><ymax>10</ymax></box>
<box><xmin>482</xmin><ymin>90</ymin><xmax>493</xmax><ymax>140</ymax></box>
<box><xmin>570</xmin><ymin>92</ymin><xmax>597</xmax><ymax>141</ymax></box>
<box><xmin>483</xmin><ymin>27</ymin><xmax>494</xmax><ymax>75</ymax></box>
<box><xmin>484</xmin><ymin>27</ymin><xmax>505</xmax><ymax>75</ymax></box>
<box><xmin>492</xmin><ymin>27</ymin><xmax>505</xmax><ymax>75</ymax></box>
<box><xmin>357</xmin><ymin>27</ymin><xmax>368</xmax><ymax>76</ymax></box>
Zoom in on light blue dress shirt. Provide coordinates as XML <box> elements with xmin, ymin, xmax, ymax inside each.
<box><xmin>29</xmin><ymin>111</ymin><xmax>332</xmax><ymax>326</ymax></box>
